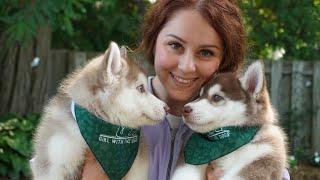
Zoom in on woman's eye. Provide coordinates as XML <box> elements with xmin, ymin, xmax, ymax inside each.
<box><xmin>211</xmin><ymin>94</ymin><xmax>224</xmax><ymax>102</ymax></box>
<box><xmin>199</xmin><ymin>50</ymin><xmax>214</xmax><ymax>57</ymax></box>
<box><xmin>136</xmin><ymin>84</ymin><xmax>145</xmax><ymax>93</ymax></box>
<box><xmin>168</xmin><ymin>42</ymin><xmax>182</xmax><ymax>50</ymax></box>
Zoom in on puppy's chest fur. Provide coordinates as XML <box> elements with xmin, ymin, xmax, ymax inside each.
<box><xmin>174</xmin><ymin>124</ymin><xmax>285</xmax><ymax>180</ymax></box>
<box><xmin>216</xmin><ymin>125</ymin><xmax>278</xmax><ymax>179</ymax></box>
<box><xmin>33</xmin><ymin>95</ymin><xmax>150</xmax><ymax>180</ymax></box>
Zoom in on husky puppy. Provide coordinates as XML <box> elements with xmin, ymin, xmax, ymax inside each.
<box><xmin>173</xmin><ymin>61</ymin><xmax>287</xmax><ymax>180</ymax></box>
<box><xmin>31</xmin><ymin>42</ymin><xmax>167</xmax><ymax>180</ymax></box>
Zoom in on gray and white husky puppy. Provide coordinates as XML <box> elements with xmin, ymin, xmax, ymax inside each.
<box><xmin>173</xmin><ymin>61</ymin><xmax>287</xmax><ymax>180</ymax></box>
<box><xmin>31</xmin><ymin>42</ymin><xmax>167</xmax><ymax>180</ymax></box>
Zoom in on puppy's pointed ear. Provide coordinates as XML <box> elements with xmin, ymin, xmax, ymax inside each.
<box><xmin>105</xmin><ymin>41</ymin><xmax>122</xmax><ymax>76</ymax></box>
<box><xmin>239</xmin><ymin>61</ymin><xmax>265</xmax><ymax>98</ymax></box>
<box><xmin>120</xmin><ymin>46</ymin><xmax>127</xmax><ymax>59</ymax></box>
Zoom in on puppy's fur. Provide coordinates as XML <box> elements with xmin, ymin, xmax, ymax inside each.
<box><xmin>173</xmin><ymin>61</ymin><xmax>287</xmax><ymax>180</ymax></box>
<box><xmin>31</xmin><ymin>42</ymin><xmax>167</xmax><ymax>180</ymax></box>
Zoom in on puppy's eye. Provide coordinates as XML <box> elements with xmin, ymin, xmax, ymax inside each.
<box><xmin>211</xmin><ymin>94</ymin><xmax>223</xmax><ymax>102</ymax></box>
<box><xmin>136</xmin><ymin>84</ymin><xmax>145</xmax><ymax>93</ymax></box>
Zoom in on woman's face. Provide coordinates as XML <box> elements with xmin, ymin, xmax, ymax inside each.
<box><xmin>153</xmin><ymin>9</ymin><xmax>223</xmax><ymax>103</ymax></box>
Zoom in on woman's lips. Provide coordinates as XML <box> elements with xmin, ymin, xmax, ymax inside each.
<box><xmin>170</xmin><ymin>72</ymin><xmax>198</xmax><ymax>88</ymax></box>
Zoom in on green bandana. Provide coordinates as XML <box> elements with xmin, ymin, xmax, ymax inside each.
<box><xmin>73</xmin><ymin>102</ymin><xmax>140</xmax><ymax>180</ymax></box>
<box><xmin>184</xmin><ymin>126</ymin><xmax>260</xmax><ymax>165</ymax></box>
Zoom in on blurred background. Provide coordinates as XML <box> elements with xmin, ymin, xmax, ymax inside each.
<box><xmin>0</xmin><ymin>0</ymin><xmax>319</xmax><ymax>179</ymax></box>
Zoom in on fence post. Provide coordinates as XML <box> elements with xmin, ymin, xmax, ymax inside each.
<box><xmin>47</xmin><ymin>50</ymin><xmax>69</xmax><ymax>98</ymax></box>
<box><xmin>87</xmin><ymin>52</ymin><xmax>102</xmax><ymax>60</ymax></box>
<box><xmin>291</xmin><ymin>61</ymin><xmax>313</xmax><ymax>156</ymax></box>
<box><xmin>313</xmin><ymin>62</ymin><xmax>320</xmax><ymax>151</ymax></box>
<box><xmin>29</xmin><ymin>26</ymin><xmax>52</xmax><ymax>113</ymax></box>
<box><xmin>68</xmin><ymin>51</ymin><xmax>87</xmax><ymax>73</ymax></box>
<box><xmin>271</xmin><ymin>60</ymin><xmax>283</xmax><ymax>110</ymax></box>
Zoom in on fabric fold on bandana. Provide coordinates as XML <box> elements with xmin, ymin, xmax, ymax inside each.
<box><xmin>184</xmin><ymin>126</ymin><xmax>260</xmax><ymax>165</ymax></box>
<box><xmin>72</xmin><ymin>102</ymin><xmax>140</xmax><ymax>180</ymax></box>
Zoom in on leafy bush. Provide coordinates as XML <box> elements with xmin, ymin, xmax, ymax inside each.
<box><xmin>2</xmin><ymin>0</ymin><xmax>319</xmax><ymax>60</ymax></box>
<box><xmin>0</xmin><ymin>0</ymin><xmax>91</xmax><ymax>47</ymax></box>
<box><xmin>52</xmin><ymin>0</ymin><xmax>150</xmax><ymax>51</ymax></box>
<box><xmin>0</xmin><ymin>114</ymin><xmax>40</xmax><ymax>179</ymax></box>
<box><xmin>0</xmin><ymin>0</ymin><xmax>150</xmax><ymax>51</ymax></box>
<box><xmin>241</xmin><ymin>0</ymin><xmax>320</xmax><ymax>60</ymax></box>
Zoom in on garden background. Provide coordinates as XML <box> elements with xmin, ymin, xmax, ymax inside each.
<box><xmin>0</xmin><ymin>0</ymin><xmax>319</xmax><ymax>179</ymax></box>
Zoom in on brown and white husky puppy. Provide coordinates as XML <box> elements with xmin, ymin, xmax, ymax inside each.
<box><xmin>31</xmin><ymin>42</ymin><xmax>167</xmax><ymax>180</ymax></box>
<box><xmin>173</xmin><ymin>61</ymin><xmax>287</xmax><ymax>180</ymax></box>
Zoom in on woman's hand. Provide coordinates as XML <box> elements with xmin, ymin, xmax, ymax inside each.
<box><xmin>206</xmin><ymin>161</ymin><xmax>223</xmax><ymax>180</ymax></box>
<box><xmin>81</xmin><ymin>150</ymin><xmax>107</xmax><ymax>180</ymax></box>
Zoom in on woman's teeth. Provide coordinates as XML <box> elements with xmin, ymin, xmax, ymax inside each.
<box><xmin>171</xmin><ymin>73</ymin><xmax>196</xmax><ymax>84</ymax></box>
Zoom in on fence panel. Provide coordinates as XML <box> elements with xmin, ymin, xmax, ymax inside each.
<box><xmin>313</xmin><ymin>62</ymin><xmax>320</xmax><ymax>152</ymax></box>
<box><xmin>270</xmin><ymin>60</ymin><xmax>282</xmax><ymax>110</ymax></box>
<box><xmin>48</xmin><ymin>50</ymin><xmax>69</xmax><ymax>97</ymax></box>
<box><xmin>291</xmin><ymin>61</ymin><xmax>313</xmax><ymax>156</ymax></box>
<box><xmin>68</xmin><ymin>51</ymin><xmax>87</xmax><ymax>73</ymax></box>
<box><xmin>276</xmin><ymin>61</ymin><xmax>292</xmax><ymax>136</ymax></box>
<box><xmin>268</xmin><ymin>61</ymin><xmax>292</xmax><ymax>134</ymax></box>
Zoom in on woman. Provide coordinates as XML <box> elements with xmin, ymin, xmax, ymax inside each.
<box><xmin>82</xmin><ymin>0</ymin><xmax>289</xmax><ymax>179</ymax></box>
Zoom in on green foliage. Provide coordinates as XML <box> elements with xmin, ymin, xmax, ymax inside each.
<box><xmin>0</xmin><ymin>114</ymin><xmax>40</xmax><ymax>179</ymax></box>
<box><xmin>1</xmin><ymin>0</ymin><xmax>319</xmax><ymax>60</ymax></box>
<box><xmin>289</xmin><ymin>155</ymin><xmax>298</xmax><ymax>169</ymax></box>
<box><xmin>241</xmin><ymin>0</ymin><xmax>320</xmax><ymax>60</ymax></box>
<box><xmin>0</xmin><ymin>0</ymin><xmax>90</xmax><ymax>47</ymax></box>
<box><xmin>0</xmin><ymin>0</ymin><xmax>149</xmax><ymax>51</ymax></box>
<box><xmin>310</xmin><ymin>151</ymin><xmax>320</xmax><ymax>167</ymax></box>
<box><xmin>52</xmin><ymin>0</ymin><xmax>149</xmax><ymax>51</ymax></box>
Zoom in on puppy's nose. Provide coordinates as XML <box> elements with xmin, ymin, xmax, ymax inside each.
<box><xmin>183</xmin><ymin>106</ymin><xmax>192</xmax><ymax>117</ymax></box>
<box><xmin>164</xmin><ymin>105</ymin><xmax>170</xmax><ymax>113</ymax></box>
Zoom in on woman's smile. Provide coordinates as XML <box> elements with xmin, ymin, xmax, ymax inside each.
<box><xmin>170</xmin><ymin>72</ymin><xmax>198</xmax><ymax>88</ymax></box>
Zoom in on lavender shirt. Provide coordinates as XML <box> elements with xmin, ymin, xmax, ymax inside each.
<box><xmin>142</xmin><ymin>76</ymin><xmax>290</xmax><ymax>180</ymax></box>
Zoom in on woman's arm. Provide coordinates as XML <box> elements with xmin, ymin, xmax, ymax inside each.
<box><xmin>206</xmin><ymin>162</ymin><xmax>223</xmax><ymax>180</ymax></box>
<box><xmin>81</xmin><ymin>150</ymin><xmax>107</xmax><ymax>180</ymax></box>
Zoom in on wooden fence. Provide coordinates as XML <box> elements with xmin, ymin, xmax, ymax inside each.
<box><xmin>264</xmin><ymin>61</ymin><xmax>320</xmax><ymax>159</ymax></box>
<box><xmin>49</xmin><ymin>50</ymin><xmax>320</xmax><ymax>158</ymax></box>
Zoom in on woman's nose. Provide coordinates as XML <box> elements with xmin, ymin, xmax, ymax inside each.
<box><xmin>178</xmin><ymin>51</ymin><xmax>196</xmax><ymax>73</ymax></box>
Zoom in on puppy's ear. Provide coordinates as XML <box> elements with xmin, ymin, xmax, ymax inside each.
<box><xmin>120</xmin><ymin>46</ymin><xmax>127</xmax><ymax>59</ymax></box>
<box><xmin>98</xmin><ymin>41</ymin><xmax>125</xmax><ymax>86</ymax></box>
<box><xmin>104</xmin><ymin>41</ymin><xmax>122</xmax><ymax>76</ymax></box>
<box><xmin>239</xmin><ymin>61</ymin><xmax>265</xmax><ymax>98</ymax></box>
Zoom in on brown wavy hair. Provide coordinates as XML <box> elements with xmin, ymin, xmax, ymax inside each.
<box><xmin>139</xmin><ymin>0</ymin><xmax>246</xmax><ymax>73</ymax></box>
